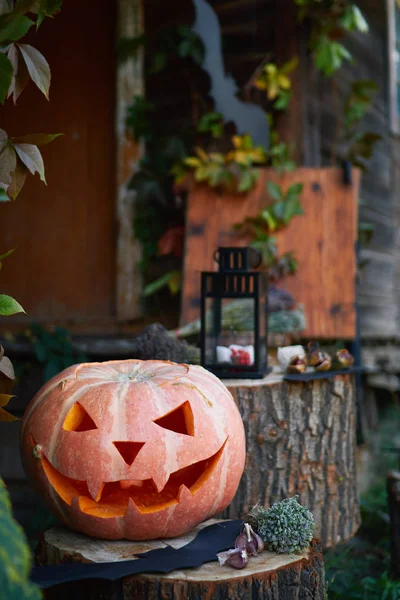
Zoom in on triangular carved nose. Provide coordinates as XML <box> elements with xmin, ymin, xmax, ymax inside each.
<box><xmin>113</xmin><ymin>441</ymin><xmax>145</xmax><ymax>466</ymax></box>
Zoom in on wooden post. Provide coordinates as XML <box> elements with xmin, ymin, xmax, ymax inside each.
<box><xmin>38</xmin><ymin>520</ymin><xmax>326</xmax><ymax>600</ymax></box>
<box><xmin>223</xmin><ymin>372</ymin><xmax>361</xmax><ymax>548</ymax></box>
<box><xmin>273</xmin><ymin>0</ymin><xmax>305</xmax><ymax>163</ymax></box>
<box><xmin>116</xmin><ymin>0</ymin><xmax>144</xmax><ymax>320</ymax></box>
<box><xmin>387</xmin><ymin>471</ymin><xmax>400</xmax><ymax>580</ymax></box>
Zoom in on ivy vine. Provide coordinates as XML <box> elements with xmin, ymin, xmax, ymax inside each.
<box><xmin>124</xmin><ymin>0</ymin><xmax>379</xmax><ymax>302</ymax></box>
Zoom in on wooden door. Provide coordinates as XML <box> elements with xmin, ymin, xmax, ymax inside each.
<box><xmin>0</xmin><ymin>0</ymin><xmax>116</xmax><ymax>328</ymax></box>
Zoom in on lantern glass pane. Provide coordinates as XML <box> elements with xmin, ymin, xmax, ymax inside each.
<box><xmin>204</xmin><ymin>297</ymin><xmax>255</xmax><ymax>366</ymax></box>
<box><xmin>258</xmin><ymin>274</ymin><xmax>268</xmax><ymax>366</ymax></box>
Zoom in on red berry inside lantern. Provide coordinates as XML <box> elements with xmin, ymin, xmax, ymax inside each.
<box><xmin>231</xmin><ymin>348</ymin><xmax>251</xmax><ymax>366</ymax></box>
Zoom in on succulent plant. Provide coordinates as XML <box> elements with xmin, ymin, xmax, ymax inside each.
<box><xmin>246</xmin><ymin>496</ymin><xmax>315</xmax><ymax>554</ymax></box>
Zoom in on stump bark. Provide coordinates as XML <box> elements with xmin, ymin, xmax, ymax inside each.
<box><xmin>387</xmin><ymin>471</ymin><xmax>400</xmax><ymax>580</ymax></box>
<box><xmin>37</xmin><ymin>520</ymin><xmax>325</xmax><ymax>600</ymax></box>
<box><xmin>223</xmin><ymin>372</ymin><xmax>360</xmax><ymax>548</ymax></box>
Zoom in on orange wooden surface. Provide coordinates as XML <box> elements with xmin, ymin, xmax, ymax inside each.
<box><xmin>0</xmin><ymin>0</ymin><xmax>116</xmax><ymax>324</ymax></box>
<box><xmin>182</xmin><ymin>168</ymin><xmax>360</xmax><ymax>339</ymax></box>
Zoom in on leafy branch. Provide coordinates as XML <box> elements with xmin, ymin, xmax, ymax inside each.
<box><xmin>0</xmin><ymin>130</ymin><xmax>61</xmax><ymax>200</ymax></box>
<box><xmin>233</xmin><ymin>181</ymin><xmax>304</xmax><ymax>282</ymax></box>
<box><xmin>341</xmin><ymin>80</ymin><xmax>381</xmax><ymax>169</ymax></box>
<box><xmin>254</xmin><ymin>57</ymin><xmax>298</xmax><ymax>110</ymax></box>
<box><xmin>0</xmin><ymin>0</ymin><xmax>62</xmax><ymax>103</ymax></box>
<box><xmin>0</xmin><ymin>1</ymin><xmax>62</xmax><ymax>201</ymax></box>
<box><xmin>172</xmin><ymin>134</ymin><xmax>268</xmax><ymax>193</ymax></box>
<box><xmin>295</xmin><ymin>1</ymin><xmax>369</xmax><ymax>77</ymax></box>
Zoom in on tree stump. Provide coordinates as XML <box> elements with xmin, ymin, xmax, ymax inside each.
<box><xmin>223</xmin><ymin>372</ymin><xmax>360</xmax><ymax>548</ymax></box>
<box><xmin>387</xmin><ymin>471</ymin><xmax>400</xmax><ymax>580</ymax></box>
<box><xmin>37</xmin><ymin>520</ymin><xmax>325</xmax><ymax>600</ymax></box>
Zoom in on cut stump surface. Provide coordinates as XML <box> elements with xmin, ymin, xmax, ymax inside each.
<box><xmin>38</xmin><ymin>520</ymin><xmax>325</xmax><ymax>600</ymax></box>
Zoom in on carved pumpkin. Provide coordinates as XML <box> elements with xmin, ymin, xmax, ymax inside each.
<box><xmin>21</xmin><ymin>360</ymin><xmax>245</xmax><ymax>540</ymax></box>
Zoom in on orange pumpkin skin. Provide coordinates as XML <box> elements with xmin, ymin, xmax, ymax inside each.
<box><xmin>21</xmin><ymin>360</ymin><xmax>245</xmax><ymax>540</ymax></box>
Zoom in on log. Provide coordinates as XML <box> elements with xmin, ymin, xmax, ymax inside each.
<box><xmin>37</xmin><ymin>520</ymin><xmax>325</xmax><ymax>600</ymax></box>
<box><xmin>223</xmin><ymin>372</ymin><xmax>360</xmax><ymax>548</ymax></box>
<box><xmin>387</xmin><ymin>471</ymin><xmax>400</xmax><ymax>580</ymax></box>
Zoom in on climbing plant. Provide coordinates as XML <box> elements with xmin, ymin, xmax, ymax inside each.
<box><xmin>124</xmin><ymin>0</ymin><xmax>378</xmax><ymax>302</ymax></box>
<box><xmin>0</xmin><ymin>3</ymin><xmax>63</xmax><ymax>597</ymax></box>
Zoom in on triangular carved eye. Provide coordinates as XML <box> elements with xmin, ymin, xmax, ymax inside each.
<box><xmin>154</xmin><ymin>401</ymin><xmax>194</xmax><ymax>436</ymax></box>
<box><xmin>113</xmin><ymin>442</ymin><xmax>145</xmax><ymax>466</ymax></box>
<box><xmin>63</xmin><ymin>403</ymin><xmax>98</xmax><ymax>432</ymax></box>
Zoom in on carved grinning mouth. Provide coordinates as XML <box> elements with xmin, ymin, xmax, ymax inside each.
<box><xmin>39</xmin><ymin>439</ymin><xmax>227</xmax><ymax>518</ymax></box>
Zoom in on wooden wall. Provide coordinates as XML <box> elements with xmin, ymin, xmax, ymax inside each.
<box><xmin>290</xmin><ymin>0</ymin><xmax>400</xmax><ymax>339</ymax></box>
<box><xmin>0</xmin><ymin>0</ymin><xmax>117</xmax><ymax>326</ymax></box>
<box><xmin>144</xmin><ymin>0</ymin><xmax>275</xmax><ymax>142</ymax></box>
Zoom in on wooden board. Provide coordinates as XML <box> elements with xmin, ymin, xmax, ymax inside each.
<box><xmin>182</xmin><ymin>167</ymin><xmax>360</xmax><ymax>339</ymax></box>
<box><xmin>0</xmin><ymin>0</ymin><xmax>116</xmax><ymax>324</ymax></box>
<box><xmin>38</xmin><ymin>521</ymin><xmax>325</xmax><ymax>600</ymax></box>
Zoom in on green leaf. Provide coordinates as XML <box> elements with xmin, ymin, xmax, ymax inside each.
<box><xmin>340</xmin><ymin>4</ymin><xmax>368</xmax><ymax>33</ymax></box>
<box><xmin>13</xmin><ymin>142</ymin><xmax>46</xmax><ymax>182</ymax></box>
<box><xmin>143</xmin><ymin>272</ymin><xmax>173</xmax><ymax>296</ymax></box>
<box><xmin>18</xmin><ymin>43</ymin><xmax>50</xmax><ymax>99</ymax></box>
<box><xmin>315</xmin><ymin>38</ymin><xmax>352</xmax><ymax>76</ymax></box>
<box><xmin>358</xmin><ymin>221</ymin><xmax>374</xmax><ymax>245</ymax></box>
<box><xmin>0</xmin><ymin>0</ymin><xmax>13</xmax><ymax>16</ymax></box>
<box><xmin>271</xmin><ymin>200</ymin><xmax>285</xmax><ymax>221</ymax></box>
<box><xmin>238</xmin><ymin>169</ymin><xmax>256</xmax><ymax>193</ymax></box>
<box><xmin>280</xmin><ymin>56</ymin><xmax>299</xmax><ymax>74</ymax></box>
<box><xmin>0</xmin><ymin>142</ymin><xmax>16</xmax><ymax>185</ymax></box>
<box><xmin>0</xmin><ymin>187</ymin><xmax>9</xmax><ymax>201</ymax></box>
<box><xmin>0</xmin><ymin>247</ymin><xmax>14</xmax><ymax>266</ymax></box>
<box><xmin>260</xmin><ymin>208</ymin><xmax>278</xmax><ymax>231</ymax></box>
<box><xmin>7</xmin><ymin>43</ymin><xmax>30</xmax><ymax>103</ymax></box>
<box><xmin>0</xmin><ymin>294</ymin><xmax>25</xmax><ymax>315</ymax></box>
<box><xmin>0</xmin><ymin>14</ymin><xmax>34</xmax><ymax>43</ymax></box>
<box><xmin>0</xmin><ymin>52</ymin><xmax>13</xmax><ymax>104</ymax></box>
<box><xmin>118</xmin><ymin>34</ymin><xmax>145</xmax><ymax>62</ymax></box>
<box><xmin>283</xmin><ymin>197</ymin><xmax>304</xmax><ymax>223</ymax></box>
<box><xmin>7</xmin><ymin>160</ymin><xmax>27</xmax><ymax>198</ymax></box>
<box><xmin>285</xmin><ymin>182</ymin><xmax>304</xmax><ymax>200</ymax></box>
<box><xmin>168</xmin><ymin>270</ymin><xmax>181</xmax><ymax>295</ymax></box>
<box><xmin>143</xmin><ymin>271</ymin><xmax>179</xmax><ymax>297</ymax></box>
<box><xmin>44</xmin><ymin>358</ymin><xmax>62</xmax><ymax>381</ymax></box>
<box><xmin>12</xmin><ymin>132</ymin><xmax>61</xmax><ymax>146</ymax></box>
<box><xmin>37</xmin><ymin>0</ymin><xmax>62</xmax><ymax>28</ymax></box>
<box><xmin>0</xmin><ymin>476</ymin><xmax>41</xmax><ymax>600</ymax></box>
<box><xmin>273</xmin><ymin>89</ymin><xmax>291</xmax><ymax>110</ymax></box>
<box><xmin>266</xmin><ymin>180</ymin><xmax>283</xmax><ymax>201</ymax></box>
<box><xmin>150</xmin><ymin>52</ymin><xmax>167</xmax><ymax>73</ymax></box>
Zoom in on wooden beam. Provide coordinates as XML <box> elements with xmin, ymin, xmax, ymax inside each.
<box><xmin>116</xmin><ymin>0</ymin><xmax>144</xmax><ymax>320</ymax></box>
<box><xmin>273</xmin><ymin>0</ymin><xmax>305</xmax><ymax>163</ymax></box>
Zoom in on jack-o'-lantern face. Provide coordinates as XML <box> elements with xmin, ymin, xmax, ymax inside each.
<box><xmin>21</xmin><ymin>361</ymin><xmax>246</xmax><ymax>540</ymax></box>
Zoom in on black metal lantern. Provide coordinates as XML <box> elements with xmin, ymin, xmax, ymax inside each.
<box><xmin>200</xmin><ymin>247</ymin><xmax>270</xmax><ymax>379</ymax></box>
